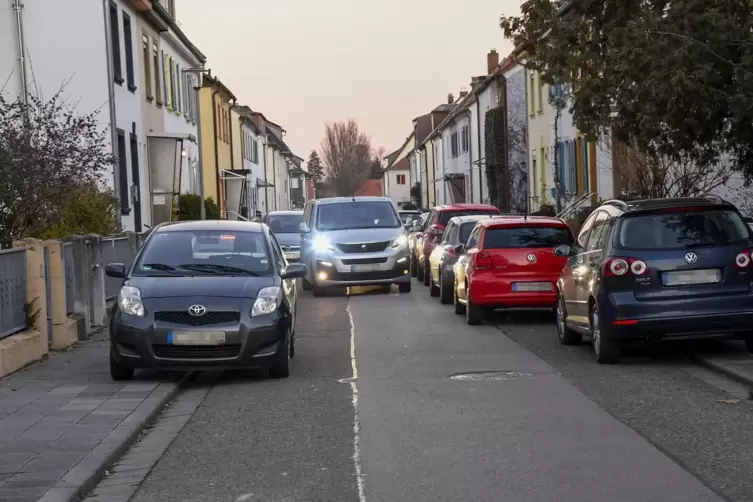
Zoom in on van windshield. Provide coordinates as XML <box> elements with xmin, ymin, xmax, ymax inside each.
<box><xmin>316</xmin><ymin>201</ymin><xmax>401</xmax><ymax>231</ymax></box>
<box><xmin>618</xmin><ymin>209</ymin><xmax>750</xmax><ymax>249</ymax></box>
<box><xmin>484</xmin><ymin>226</ymin><xmax>573</xmax><ymax>248</ymax></box>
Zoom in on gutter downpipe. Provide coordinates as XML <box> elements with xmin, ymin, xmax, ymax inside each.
<box><xmin>261</xmin><ymin>135</ymin><xmax>269</xmax><ymax>214</ymax></box>
<box><xmin>102</xmin><ymin>0</ymin><xmax>121</xmax><ymax>226</ymax></box>
<box><xmin>12</xmin><ymin>0</ymin><xmax>28</xmax><ymax>105</ymax></box>
<box><xmin>211</xmin><ymin>88</ymin><xmax>221</xmax><ymax>217</ymax></box>
<box><xmin>193</xmin><ymin>71</ymin><xmax>206</xmax><ymax>220</ymax></box>
<box><xmin>475</xmin><ymin>96</ymin><xmax>484</xmax><ymax>204</ymax></box>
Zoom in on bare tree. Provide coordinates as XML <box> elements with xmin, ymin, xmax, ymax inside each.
<box><xmin>320</xmin><ymin>120</ymin><xmax>374</xmax><ymax>196</ymax></box>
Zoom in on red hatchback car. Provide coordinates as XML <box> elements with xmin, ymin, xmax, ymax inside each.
<box><xmin>418</xmin><ymin>203</ymin><xmax>500</xmax><ymax>286</ymax></box>
<box><xmin>453</xmin><ymin>216</ymin><xmax>574</xmax><ymax>325</ymax></box>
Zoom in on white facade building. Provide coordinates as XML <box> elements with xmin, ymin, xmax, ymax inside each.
<box><xmin>439</xmin><ymin>106</ymin><xmax>473</xmax><ymax>203</ymax></box>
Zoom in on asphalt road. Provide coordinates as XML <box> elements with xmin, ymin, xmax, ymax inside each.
<box><xmin>126</xmin><ymin>283</ymin><xmax>751</xmax><ymax>502</ymax></box>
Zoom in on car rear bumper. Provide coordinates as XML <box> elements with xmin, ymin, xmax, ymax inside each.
<box><xmin>471</xmin><ymin>274</ymin><xmax>559</xmax><ymax>308</ymax></box>
<box><xmin>110</xmin><ymin>313</ymin><xmax>287</xmax><ymax>371</ymax></box>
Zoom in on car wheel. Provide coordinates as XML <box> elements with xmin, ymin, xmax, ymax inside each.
<box><xmin>417</xmin><ymin>260</ymin><xmax>424</xmax><ymax>282</ymax></box>
<box><xmin>423</xmin><ymin>262</ymin><xmax>431</xmax><ymax>286</ymax></box>
<box><xmin>312</xmin><ymin>285</ymin><xmax>327</xmax><ymax>297</ymax></box>
<box><xmin>410</xmin><ymin>253</ymin><xmax>418</xmax><ymax>277</ymax></box>
<box><xmin>110</xmin><ymin>352</ymin><xmax>134</xmax><ymax>381</ymax></box>
<box><xmin>591</xmin><ymin>305</ymin><xmax>620</xmax><ymax>364</ymax></box>
<box><xmin>556</xmin><ymin>293</ymin><xmax>582</xmax><ymax>345</ymax></box>
<box><xmin>269</xmin><ymin>329</ymin><xmax>291</xmax><ymax>379</ymax></box>
<box><xmin>465</xmin><ymin>284</ymin><xmax>483</xmax><ymax>326</ymax></box>
<box><xmin>453</xmin><ymin>279</ymin><xmax>465</xmax><ymax>315</ymax></box>
<box><xmin>439</xmin><ymin>269</ymin><xmax>453</xmax><ymax>304</ymax></box>
<box><xmin>398</xmin><ymin>281</ymin><xmax>412</xmax><ymax>293</ymax></box>
<box><xmin>302</xmin><ymin>276</ymin><xmax>312</xmax><ymax>291</ymax></box>
<box><xmin>429</xmin><ymin>269</ymin><xmax>440</xmax><ymax>297</ymax></box>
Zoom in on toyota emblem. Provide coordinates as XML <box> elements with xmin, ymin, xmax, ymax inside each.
<box><xmin>526</xmin><ymin>253</ymin><xmax>537</xmax><ymax>263</ymax></box>
<box><xmin>188</xmin><ymin>305</ymin><xmax>206</xmax><ymax>316</ymax></box>
<box><xmin>684</xmin><ymin>252</ymin><xmax>698</xmax><ymax>264</ymax></box>
<box><xmin>361</xmin><ymin>244</ymin><xmax>367</xmax><ymax>250</ymax></box>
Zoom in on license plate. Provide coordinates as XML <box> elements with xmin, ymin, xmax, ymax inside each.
<box><xmin>168</xmin><ymin>331</ymin><xmax>226</xmax><ymax>345</ymax></box>
<box><xmin>351</xmin><ymin>264</ymin><xmax>380</xmax><ymax>273</ymax></box>
<box><xmin>512</xmin><ymin>282</ymin><xmax>553</xmax><ymax>292</ymax></box>
<box><xmin>284</xmin><ymin>252</ymin><xmax>300</xmax><ymax>260</ymax></box>
<box><xmin>662</xmin><ymin>269</ymin><xmax>721</xmax><ymax>286</ymax></box>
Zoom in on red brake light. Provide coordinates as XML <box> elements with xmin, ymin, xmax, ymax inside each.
<box><xmin>474</xmin><ymin>252</ymin><xmax>493</xmax><ymax>270</ymax></box>
<box><xmin>604</xmin><ymin>257</ymin><xmax>648</xmax><ymax>277</ymax></box>
<box><xmin>735</xmin><ymin>249</ymin><xmax>753</xmax><ymax>268</ymax></box>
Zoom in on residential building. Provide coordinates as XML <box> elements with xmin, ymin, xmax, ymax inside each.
<box><xmin>410</xmin><ymin>103</ymin><xmax>454</xmax><ymax>206</ymax></box>
<box><xmin>198</xmin><ymin>74</ymin><xmax>235</xmax><ymax>217</ymax></box>
<box><xmin>264</xmin><ymin>122</ymin><xmax>291</xmax><ymax>211</ymax></box>
<box><xmin>230</xmin><ymin>105</ymin><xmax>263</xmax><ymax>219</ymax></box>
<box><xmin>287</xmin><ymin>155</ymin><xmax>307</xmax><ymax>209</ymax></box>
<box><xmin>383</xmin><ymin>146</ymin><xmax>412</xmax><ymax>206</ymax></box>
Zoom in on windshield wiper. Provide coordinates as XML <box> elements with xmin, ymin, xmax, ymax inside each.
<box><xmin>179</xmin><ymin>264</ymin><xmax>261</xmax><ymax>276</ymax></box>
<box><xmin>140</xmin><ymin>263</ymin><xmax>183</xmax><ymax>274</ymax></box>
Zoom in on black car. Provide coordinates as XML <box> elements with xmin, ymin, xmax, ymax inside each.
<box><xmin>556</xmin><ymin>195</ymin><xmax>753</xmax><ymax>364</ymax></box>
<box><xmin>105</xmin><ymin>220</ymin><xmax>307</xmax><ymax>380</ymax></box>
<box><xmin>264</xmin><ymin>210</ymin><xmax>304</xmax><ymax>262</ymax></box>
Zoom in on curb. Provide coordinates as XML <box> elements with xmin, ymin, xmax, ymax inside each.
<box><xmin>690</xmin><ymin>354</ymin><xmax>753</xmax><ymax>390</ymax></box>
<box><xmin>37</xmin><ymin>371</ymin><xmax>194</xmax><ymax>502</ymax></box>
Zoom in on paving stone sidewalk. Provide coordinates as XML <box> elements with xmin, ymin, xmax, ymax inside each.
<box><xmin>0</xmin><ymin>330</ymin><xmax>185</xmax><ymax>502</ymax></box>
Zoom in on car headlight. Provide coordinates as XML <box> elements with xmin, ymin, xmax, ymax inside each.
<box><xmin>391</xmin><ymin>234</ymin><xmax>408</xmax><ymax>248</ymax></box>
<box><xmin>312</xmin><ymin>236</ymin><xmax>335</xmax><ymax>253</ymax></box>
<box><xmin>251</xmin><ymin>286</ymin><xmax>283</xmax><ymax>317</ymax></box>
<box><xmin>119</xmin><ymin>286</ymin><xmax>145</xmax><ymax>317</ymax></box>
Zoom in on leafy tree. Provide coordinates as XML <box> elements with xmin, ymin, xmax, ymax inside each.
<box><xmin>500</xmin><ymin>0</ymin><xmax>753</xmax><ymax>178</ymax></box>
<box><xmin>320</xmin><ymin>120</ymin><xmax>374</xmax><ymax>196</ymax></box>
<box><xmin>0</xmin><ymin>90</ymin><xmax>114</xmax><ymax>239</ymax></box>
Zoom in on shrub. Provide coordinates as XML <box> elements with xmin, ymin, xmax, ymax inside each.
<box><xmin>42</xmin><ymin>185</ymin><xmax>121</xmax><ymax>238</ymax></box>
<box><xmin>176</xmin><ymin>195</ymin><xmax>221</xmax><ymax>221</ymax></box>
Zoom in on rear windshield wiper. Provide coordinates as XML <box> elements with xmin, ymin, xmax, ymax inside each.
<box><xmin>179</xmin><ymin>264</ymin><xmax>261</xmax><ymax>276</ymax></box>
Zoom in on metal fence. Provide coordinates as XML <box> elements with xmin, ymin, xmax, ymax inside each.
<box><xmin>0</xmin><ymin>248</ymin><xmax>27</xmax><ymax>339</ymax></box>
<box><xmin>63</xmin><ymin>243</ymin><xmax>75</xmax><ymax>315</ymax></box>
<box><xmin>101</xmin><ymin>237</ymin><xmax>135</xmax><ymax>300</ymax></box>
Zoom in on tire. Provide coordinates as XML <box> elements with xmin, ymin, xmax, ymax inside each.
<box><xmin>591</xmin><ymin>304</ymin><xmax>620</xmax><ymax>364</ymax></box>
<box><xmin>269</xmin><ymin>329</ymin><xmax>291</xmax><ymax>379</ymax></box>
<box><xmin>453</xmin><ymin>279</ymin><xmax>465</xmax><ymax>315</ymax></box>
<box><xmin>312</xmin><ymin>285</ymin><xmax>326</xmax><ymax>297</ymax></box>
<box><xmin>556</xmin><ymin>293</ymin><xmax>582</xmax><ymax>345</ymax></box>
<box><xmin>465</xmin><ymin>284</ymin><xmax>483</xmax><ymax>326</ymax></box>
<box><xmin>110</xmin><ymin>352</ymin><xmax>134</xmax><ymax>381</ymax></box>
<box><xmin>302</xmin><ymin>276</ymin><xmax>312</xmax><ymax>291</ymax></box>
<box><xmin>429</xmin><ymin>269</ymin><xmax>440</xmax><ymax>297</ymax></box>
<box><xmin>410</xmin><ymin>253</ymin><xmax>418</xmax><ymax>277</ymax></box>
<box><xmin>417</xmin><ymin>260</ymin><xmax>425</xmax><ymax>282</ymax></box>
<box><xmin>398</xmin><ymin>281</ymin><xmax>412</xmax><ymax>293</ymax></box>
<box><xmin>439</xmin><ymin>268</ymin><xmax>453</xmax><ymax>305</ymax></box>
<box><xmin>423</xmin><ymin>262</ymin><xmax>431</xmax><ymax>287</ymax></box>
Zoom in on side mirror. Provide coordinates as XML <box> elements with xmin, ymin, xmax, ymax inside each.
<box><xmin>553</xmin><ymin>245</ymin><xmax>571</xmax><ymax>257</ymax></box>
<box><xmin>299</xmin><ymin>222</ymin><xmax>309</xmax><ymax>233</ymax></box>
<box><xmin>105</xmin><ymin>263</ymin><xmax>126</xmax><ymax>278</ymax></box>
<box><xmin>453</xmin><ymin>244</ymin><xmax>465</xmax><ymax>255</ymax></box>
<box><xmin>282</xmin><ymin>262</ymin><xmax>307</xmax><ymax>280</ymax></box>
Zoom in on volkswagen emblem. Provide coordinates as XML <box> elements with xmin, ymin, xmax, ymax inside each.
<box><xmin>684</xmin><ymin>252</ymin><xmax>698</xmax><ymax>264</ymax></box>
<box><xmin>526</xmin><ymin>253</ymin><xmax>537</xmax><ymax>263</ymax></box>
<box><xmin>188</xmin><ymin>305</ymin><xmax>206</xmax><ymax>317</ymax></box>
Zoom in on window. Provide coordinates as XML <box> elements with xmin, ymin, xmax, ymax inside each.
<box><xmin>176</xmin><ymin>62</ymin><xmax>183</xmax><ymax>115</ymax></box>
<box><xmin>461</xmin><ymin>125</ymin><xmax>469</xmax><ymax>153</ymax></box>
<box><xmin>396</xmin><ymin>174</ymin><xmax>406</xmax><ymax>185</ymax></box>
<box><xmin>169</xmin><ymin>58</ymin><xmax>177</xmax><ymax>111</ymax></box>
<box><xmin>216</xmin><ymin>103</ymin><xmax>222</xmax><ymax>139</ymax></box>
<box><xmin>459</xmin><ymin>222</ymin><xmax>475</xmax><ymax>244</ymax></box>
<box><xmin>269</xmin><ymin>234</ymin><xmax>287</xmax><ymax>270</ymax></box>
<box><xmin>123</xmin><ymin>13</ymin><xmax>135</xmax><ymax>91</ymax></box>
<box><xmin>450</xmin><ymin>131</ymin><xmax>459</xmax><ymax>157</ymax></box>
<box><xmin>129</xmin><ymin>131</ymin><xmax>140</xmax><ymax>203</ymax></box>
<box><xmin>162</xmin><ymin>52</ymin><xmax>170</xmax><ymax>109</ymax></box>
<box><xmin>142</xmin><ymin>34</ymin><xmax>152</xmax><ymax>100</ymax></box>
<box><xmin>484</xmin><ymin>226</ymin><xmax>573</xmax><ymax>249</ymax></box>
<box><xmin>116</xmin><ymin>129</ymin><xmax>129</xmax><ymax>214</ymax></box>
<box><xmin>466</xmin><ymin>226</ymin><xmax>481</xmax><ymax>248</ymax></box>
<box><xmin>537</xmin><ymin>74</ymin><xmax>544</xmax><ymax>114</ymax></box>
<box><xmin>109</xmin><ymin>2</ymin><xmax>123</xmax><ymax>84</ymax></box>
<box><xmin>316</xmin><ymin>201</ymin><xmax>400</xmax><ymax>231</ymax></box>
<box><xmin>574</xmin><ymin>211</ymin><xmax>598</xmax><ymax>252</ymax></box>
<box><xmin>531</xmin><ymin>154</ymin><xmax>538</xmax><ymax>197</ymax></box>
<box><xmin>438</xmin><ymin>209</ymin><xmax>497</xmax><ymax>226</ymax></box>
<box><xmin>153</xmin><ymin>43</ymin><xmax>162</xmax><ymax>105</ymax></box>
<box><xmin>586</xmin><ymin>212</ymin><xmax>609</xmax><ymax>251</ymax></box>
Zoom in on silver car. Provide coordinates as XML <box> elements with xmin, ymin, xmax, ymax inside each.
<box><xmin>299</xmin><ymin>197</ymin><xmax>412</xmax><ymax>295</ymax></box>
<box><xmin>263</xmin><ymin>210</ymin><xmax>303</xmax><ymax>262</ymax></box>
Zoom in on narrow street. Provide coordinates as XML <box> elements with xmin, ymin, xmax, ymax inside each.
<box><xmin>93</xmin><ymin>286</ymin><xmax>753</xmax><ymax>502</ymax></box>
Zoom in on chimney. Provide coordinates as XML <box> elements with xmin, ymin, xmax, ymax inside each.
<box><xmin>447</xmin><ymin>93</ymin><xmax>455</xmax><ymax>104</ymax></box>
<box><xmin>487</xmin><ymin>49</ymin><xmax>499</xmax><ymax>75</ymax></box>
<box><xmin>459</xmin><ymin>90</ymin><xmax>469</xmax><ymax>99</ymax></box>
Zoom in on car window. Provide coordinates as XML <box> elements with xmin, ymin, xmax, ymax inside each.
<box><xmin>585</xmin><ymin>212</ymin><xmax>608</xmax><ymax>251</ymax></box>
<box><xmin>135</xmin><ymin>230</ymin><xmax>271</xmax><ymax>276</ymax></box>
<box><xmin>574</xmin><ymin>212</ymin><xmax>598</xmax><ymax>253</ymax></box>
<box><xmin>440</xmin><ymin>222</ymin><xmax>454</xmax><ymax>243</ymax></box>
<box><xmin>459</xmin><ymin>222</ymin><xmax>475</xmax><ymax>244</ymax></box>
<box><xmin>316</xmin><ymin>201</ymin><xmax>401</xmax><ymax>231</ymax></box>
<box><xmin>424</xmin><ymin>210</ymin><xmax>436</xmax><ymax>230</ymax></box>
<box><xmin>438</xmin><ymin>209</ymin><xmax>499</xmax><ymax>226</ymax></box>
<box><xmin>267</xmin><ymin>213</ymin><xmax>303</xmax><ymax>234</ymax></box>
<box><xmin>302</xmin><ymin>202</ymin><xmax>312</xmax><ymax>227</ymax></box>
<box><xmin>466</xmin><ymin>225</ymin><xmax>481</xmax><ymax>248</ymax></box>
<box><xmin>268</xmin><ymin>233</ymin><xmax>286</xmax><ymax>271</ymax></box>
<box><xmin>399</xmin><ymin>212</ymin><xmax>421</xmax><ymax>225</ymax></box>
<box><xmin>483</xmin><ymin>226</ymin><xmax>573</xmax><ymax>249</ymax></box>
<box><xmin>617</xmin><ymin>209</ymin><xmax>750</xmax><ymax>250</ymax></box>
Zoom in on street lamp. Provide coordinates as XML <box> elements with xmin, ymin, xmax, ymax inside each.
<box><xmin>183</xmin><ymin>67</ymin><xmax>211</xmax><ymax>219</ymax></box>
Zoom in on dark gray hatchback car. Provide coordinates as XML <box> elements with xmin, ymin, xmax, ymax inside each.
<box><xmin>556</xmin><ymin>195</ymin><xmax>753</xmax><ymax>364</ymax></box>
<box><xmin>105</xmin><ymin>220</ymin><xmax>307</xmax><ymax>380</ymax></box>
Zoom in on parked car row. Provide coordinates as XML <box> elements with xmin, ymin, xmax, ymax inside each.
<box><xmin>410</xmin><ymin>196</ymin><xmax>753</xmax><ymax>364</ymax></box>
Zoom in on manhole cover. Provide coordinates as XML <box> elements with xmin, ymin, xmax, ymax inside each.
<box><xmin>449</xmin><ymin>371</ymin><xmax>534</xmax><ymax>381</ymax></box>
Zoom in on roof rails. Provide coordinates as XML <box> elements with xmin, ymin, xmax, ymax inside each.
<box><xmin>602</xmin><ymin>199</ymin><xmax>629</xmax><ymax>211</ymax></box>
<box><xmin>698</xmin><ymin>193</ymin><xmax>725</xmax><ymax>204</ymax></box>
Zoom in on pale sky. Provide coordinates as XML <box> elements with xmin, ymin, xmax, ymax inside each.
<box><xmin>177</xmin><ymin>0</ymin><xmax>520</xmax><ymax>160</ymax></box>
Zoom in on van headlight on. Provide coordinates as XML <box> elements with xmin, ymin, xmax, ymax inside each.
<box><xmin>119</xmin><ymin>286</ymin><xmax>145</xmax><ymax>317</ymax></box>
<box><xmin>251</xmin><ymin>286</ymin><xmax>283</xmax><ymax>317</ymax></box>
<box><xmin>391</xmin><ymin>234</ymin><xmax>408</xmax><ymax>248</ymax></box>
<box><xmin>312</xmin><ymin>236</ymin><xmax>335</xmax><ymax>253</ymax></box>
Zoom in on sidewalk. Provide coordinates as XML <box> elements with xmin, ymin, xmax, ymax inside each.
<box><xmin>693</xmin><ymin>340</ymin><xmax>753</xmax><ymax>392</ymax></box>
<box><xmin>0</xmin><ymin>330</ymin><xmax>186</xmax><ymax>502</ymax></box>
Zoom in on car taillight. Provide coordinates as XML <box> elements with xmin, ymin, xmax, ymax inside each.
<box><xmin>474</xmin><ymin>252</ymin><xmax>493</xmax><ymax>270</ymax></box>
<box><xmin>604</xmin><ymin>257</ymin><xmax>648</xmax><ymax>277</ymax></box>
<box><xmin>735</xmin><ymin>249</ymin><xmax>753</xmax><ymax>268</ymax></box>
